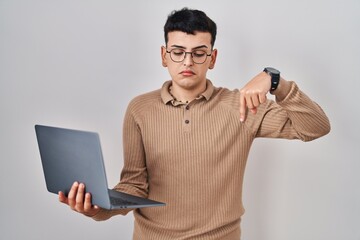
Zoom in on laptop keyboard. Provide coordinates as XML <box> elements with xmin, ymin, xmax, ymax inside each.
<box><xmin>110</xmin><ymin>197</ymin><xmax>138</xmax><ymax>206</ymax></box>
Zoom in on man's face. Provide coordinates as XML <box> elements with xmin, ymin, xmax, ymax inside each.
<box><xmin>161</xmin><ymin>31</ymin><xmax>217</xmax><ymax>91</ymax></box>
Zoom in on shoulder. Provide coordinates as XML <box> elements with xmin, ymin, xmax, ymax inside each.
<box><xmin>127</xmin><ymin>88</ymin><xmax>162</xmax><ymax>115</ymax></box>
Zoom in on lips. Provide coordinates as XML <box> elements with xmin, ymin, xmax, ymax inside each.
<box><xmin>180</xmin><ymin>70</ymin><xmax>195</xmax><ymax>76</ymax></box>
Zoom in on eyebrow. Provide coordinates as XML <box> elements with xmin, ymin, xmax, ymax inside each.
<box><xmin>170</xmin><ymin>44</ymin><xmax>209</xmax><ymax>50</ymax></box>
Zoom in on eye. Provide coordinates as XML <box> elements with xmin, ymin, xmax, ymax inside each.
<box><xmin>172</xmin><ymin>49</ymin><xmax>185</xmax><ymax>56</ymax></box>
<box><xmin>192</xmin><ymin>51</ymin><xmax>206</xmax><ymax>58</ymax></box>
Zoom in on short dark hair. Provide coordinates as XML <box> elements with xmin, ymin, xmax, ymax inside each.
<box><xmin>164</xmin><ymin>8</ymin><xmax>217</xmax><ymax>48</ymax></box>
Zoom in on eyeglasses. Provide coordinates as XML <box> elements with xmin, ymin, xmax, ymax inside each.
<box><xmin>166</xmin><ymin>48</ymin><xmax>212</xmax><ymax>64</ymax></box>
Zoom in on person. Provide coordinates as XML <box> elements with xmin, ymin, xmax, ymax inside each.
<box><xmin>58</xmin><ymin>7</ymin><xmax>330</xmax><ymax>240</ymax></box>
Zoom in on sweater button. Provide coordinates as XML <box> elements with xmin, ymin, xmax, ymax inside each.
<box><xmin>185</xmin><ymin>120</ymin><xmax>190</xmax><ymax>124</ymax></box>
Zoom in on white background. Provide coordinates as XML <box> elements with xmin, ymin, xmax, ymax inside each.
<box><xmin>1</xmin><ymin>0</ymin><xmax>359</xmax><ymax>239</ymax></box>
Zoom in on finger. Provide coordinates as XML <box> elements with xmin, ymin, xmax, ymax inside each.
<box><xmin>245</xmin><ymin>94</ymin><xmax>255</xmax><ymax>111</ymax></box>
<box><xmin>84</xmin><ymin>192</ymin><xmax>93</xmax><ymax>212</ymax></box>
<box><xmin>239</xmin><ymin>91</ymin><xmax>246</xmax><ymax>122</ymax></box>
<box><xmin>259</xmin><ymin>92</ymin><xmax>267</xmax><ymax>104</ymax></box>
<box><xmin>84</xmin><ymin>194</ymin><xmax>101</xmax><ymax>217</ymax></box>
<box><xmin>58</xmin><ymin>191</ymin><xmax>68</xmax><ymax>205</ymax></box>
<box><xmin>75</xmin><ymin>183</ymin><xmax>86</xmax><ymax>211</ymax></box>
<box><xmin>251</xmin><ymin>94</ymin><xmax>260</xmax><ymax>108</ymax></box>
<box><xmin>249</xmin><ymin>93</ymin><xmax>260</xmax><ymax>115</ymax></box>
<box><xmin>68</xmin><ymin>182</ymin><xmax>79</xmax><ymax>208</ymax></box>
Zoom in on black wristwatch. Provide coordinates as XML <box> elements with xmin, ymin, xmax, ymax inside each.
<box><xmin>263</xmin><ymin>67</ymin><xmax>280</xmax><ymax>93</ymax></box>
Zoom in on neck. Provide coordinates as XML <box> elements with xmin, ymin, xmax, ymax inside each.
<box><xmin>170</xmin><ymin>81</ymin><xmax>207</xmax><ymax>103</ymax></box>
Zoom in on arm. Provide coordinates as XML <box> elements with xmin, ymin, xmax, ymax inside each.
<box><xmin>239</xmin><ymin>71</ymin><xmax>330</xmax><ymax>141</ymax></box>
<box><xmin>239</xmin><ymin>71</ymin><xmax>290</xmax><ymax>121</ymax></box>
<box><xmin>91</xmin><ymin>99</ymin><xmax>149</xmax><ymax>221</ymax></box>
<box><xmin>59</xmin><ymin>101</ymin><xmax>149</xmax><ymax>221</ymax></box>
<box><xmin>115</xmin><ymin>100</ymin><xmax>149</xmax><ymax>197</ymax></box>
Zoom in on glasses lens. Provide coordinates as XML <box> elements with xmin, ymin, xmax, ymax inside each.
<box><xmin>191</xmin><ymin>50</ymin><xmax>207</xmax><ymax>64</ymax></box>
<box><xmin>170</xmin><ymin>49</ymin><xmax>185</xmax><ymax>62</ymax></box>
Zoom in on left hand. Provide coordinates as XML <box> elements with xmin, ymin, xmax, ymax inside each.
<box><xmin>239</xmin><ymin>71</ymin><xmax>271</xmax><ymax>122</ymax></box>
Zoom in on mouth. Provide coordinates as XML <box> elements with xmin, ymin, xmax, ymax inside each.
<box><xmin>180</xmin><ymin>70</ymin><xmax>195</xmax><ymax>76</ymax></box>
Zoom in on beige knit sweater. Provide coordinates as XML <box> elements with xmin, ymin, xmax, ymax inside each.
<box><xmin>93</xmin><ymin>80</ymin><xmax>330</xmax><ymax>240</ymax></box>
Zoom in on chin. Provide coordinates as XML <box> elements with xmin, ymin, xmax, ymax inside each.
<box><xmin>175</xmin><ymin>77</ymin><xmax>204</xmax><ymax>90</ymax></box>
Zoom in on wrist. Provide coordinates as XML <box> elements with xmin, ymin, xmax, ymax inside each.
<box><xmin>272</xmin><ymin>77</ymin><xmax>291</xmax><ymax>101</ymax></box>
<box><xmin>263</xmin><ymin>67</ymin><xmax>280</xmax><ymax>94</ymax></box>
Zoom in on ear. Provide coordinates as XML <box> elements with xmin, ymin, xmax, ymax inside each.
<box><xmin>208</xmin><ymin>48</ymin><xmax>218</xmax><ymax>70</ymax></box>
<box><xmin>161</xmin><ymin>46</ymin><xmax>168</xmax><ymax>67</ymax></box>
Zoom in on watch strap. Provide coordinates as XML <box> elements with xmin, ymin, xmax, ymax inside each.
<box><xmin>263</xmin><ymin>67</ymin><xmax>280</xmax><ymax>93</ymax></box>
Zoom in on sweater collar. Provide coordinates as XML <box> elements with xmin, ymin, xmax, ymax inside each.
<box><xmin>161</xmin><ymin>80</ymin><xmax>214</xmax><ymax>105</ymax></box>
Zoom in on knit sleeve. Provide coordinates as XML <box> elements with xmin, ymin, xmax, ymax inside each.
<box><xmin>116</xmin><ymin>99</ymin><xmax>149</xmax><ymax>196</ymax></box>
<box><xmin>91</xmin><ymin>99</ymin><xmax>149</xmax><ymax>221</ymax></box>
<box><xmin>245</xmin><ymin>81</ymin><xmax>330</xmax><ymax>141</ymax></box>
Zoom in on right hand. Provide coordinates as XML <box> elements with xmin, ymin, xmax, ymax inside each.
<box><xmin>59</xmin><ymin>181</ymin><xmax>101</xmax><ymax>217</ymax></box>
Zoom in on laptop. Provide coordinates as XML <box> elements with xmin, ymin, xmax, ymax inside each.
<box><xmin>35</xmin><ymin>124</ymin><xmax>165</xmax><ymax>210</ymax></box>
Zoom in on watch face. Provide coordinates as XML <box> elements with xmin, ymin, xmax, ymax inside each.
<box><xmin>265</xmin><ymin>67</ymin><xmax>280</xmax><ymax>75</ymax></box>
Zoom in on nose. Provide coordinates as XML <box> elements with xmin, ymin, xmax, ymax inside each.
<box><xmin>183</xmin><ymin>52</ymin><xmax>194</xmax><ymax>66</ymax></box>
